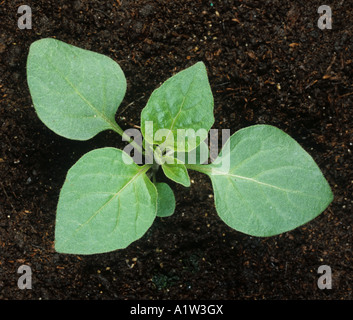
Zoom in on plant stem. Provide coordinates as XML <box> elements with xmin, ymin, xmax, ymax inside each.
<box><xmin>110</xmin><ymin>121</ymin><xmax>144</xmax><ymax>155</ymax></box>
<box><xmin>151</xmin><ymin>162</ymin><xmax>159</xmax><ymax>184</ymax></box>
<box><xmin>141</xmin><ymin>163</ymin><xmax>153</xmax><ymax>174</ymax></box>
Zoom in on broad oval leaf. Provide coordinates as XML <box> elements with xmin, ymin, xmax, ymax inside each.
<box><xmin>140</xmin><ymin>61</ymin><xmax>214</xmax><ymax>152</ymax></box>
<box><xmin>162</xmin><ymin>163</ymin><xmax>190</xmax><ymax>187</ymax></box>
<box><xmin>55</xmin><ymin>148</ymin><xmax>157</xmax><ymax>254</ymax></box>
<box><xmin>195</xmin><ymin>125</ymin><xmax>333</xmax><ymax>237</ymax></box>
<box><xmin>27</xmin><ymin>38</ymin><xmax>126</xmax><ymax>140</ymax></box>
<box><xmin>155</xmin><ymin>182</ymin><xmax>176</xmax><ymax>217</ymax></box>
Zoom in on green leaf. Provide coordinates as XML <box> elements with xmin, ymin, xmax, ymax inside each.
<box><xmin>140</xmin><ymin>61</ymin><xmax>214</xmax><ymax>152</ymax></box>
<box><xmin>26</xmin><ymin>38</ymin><xmax>126</xmax><ymax>140</ymax></box>
<box><xmin>55</xmin><ymin>148</ymin><xmax>157</xmax><ymax>254</ymax></box>
<box><xmin>188</xmin><ymin>125</ymin><xmax>333</xmax><ymax>237</ymax></box>
<box><xmin>162</xmin><ymin>163</ymin><xmax>190</xmax><ymax>187</ymax></box>
<box><xmin>155</xmin><ymin>183</ymin><xmax>176</xmax><ymax>217</ymax></box>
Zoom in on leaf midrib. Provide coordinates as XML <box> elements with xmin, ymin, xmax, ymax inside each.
<box><xmin>44</xmin><ymin>55</ymin><xmax>118</xmax><ymax>131</ymax></box>
<box><xmin>161</xmin><ymin>73</ymin><xmax>198</xmax><ymax>147</ymax></box>
<box><xmin>188</xmin><ymin>164</ymin><xmax>323</xmax><ymax>199</ymax></box>
<box><xmin>65</xmin><ymin>164</ymin><xmax>151</xmax><ymax>240</ymax></box>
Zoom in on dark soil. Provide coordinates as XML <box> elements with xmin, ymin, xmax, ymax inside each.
<box><xmin>1</xmin><ymin>0</ymin><xmax>352</xmax><ymax>300</ymax></box>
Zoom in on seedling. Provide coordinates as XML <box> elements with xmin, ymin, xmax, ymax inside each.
<box><xmin>26</xmin><ymin>38</ymin><xmax>333</xmax><ymax>255</ymax></box>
